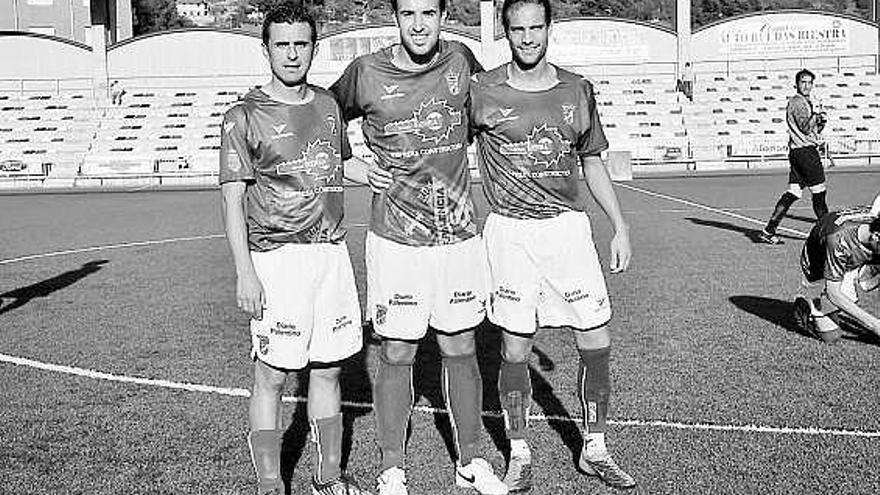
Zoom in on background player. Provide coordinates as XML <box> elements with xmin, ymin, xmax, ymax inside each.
<box><xmin>469</xmin><ymin>0</ymin><xmax>635</xmax><ymax>490</ymax></box>
<box><xmin>220</xmin><ymin>5</ymin><xmax>372</xmax><ymax>495</ymax></box>
<box><xmin>759</xmin><ymin>68</ymin><xmax>829</xmax><ymax>244</ymax></box>
<box><xmin>794</xmin><ymin>205</ymin><xmax>880</xmax><ymax>343</ymax></box>
<box><xmin>330</xmin><ymin>1</ymin><xmax>507</xmax><ymax>494</ymax></box>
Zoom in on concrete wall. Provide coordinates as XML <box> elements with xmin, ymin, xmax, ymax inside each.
<box><xmin>0</xmin><ymin>32</ymin><xmax>92</xmax><ymax>82</ymax></box>
<box><xmin>0</xmin><ymin>0</ymin><xmax>91</xmax><ymax>43</ymax></box>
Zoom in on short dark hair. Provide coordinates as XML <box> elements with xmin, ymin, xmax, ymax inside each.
<box><xmin>795</xmin><ymin>69</ymin><xmax>815</xmax><ymax>85</ymax></box>
<box><xmin>262</xmin><ymin>3</ymin><xmax>317</xmax><ymax>46</ymax></box>
<box><xmin>501</xmin><ymin>0</ymin><xmax>552</xmax><ymax>32</ymax></box>
<box><xmin>390</xmin><ymin>0</ymin><xmax>446</xmax><ymax>14</ymax></box>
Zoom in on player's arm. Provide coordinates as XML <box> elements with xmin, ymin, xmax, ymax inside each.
<box><xmin>825</xmin><ymin>278</ymin><xmax>880</xmax><ymax>336</ymax></box>
<box><xmin>344</xmin><ymin>155</ymin><xmax>392</xmax><ymax>193</ymax></box>
<box><xmin>221</xmin><ymin>182</ymin><xmax>264</xmax><ymax>320</ymax></box>
<box><xmin>581</xmin><ymin>155</ymin><xmax>631</xmax><ymax>273</ymax></box>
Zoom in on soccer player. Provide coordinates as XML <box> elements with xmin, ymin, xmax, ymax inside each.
<box><xmin>759</xmin><ymin>68</ymin><xmax>829</xmax><ymax>244</ymax></box>
<box><xmin>329</xmin><ymin>1</ymin><xmax>507</xmax><ymax>494</ymax></box>
<box><xmin>794</xmin><ymin>205</ymin><xmax>880</xmax><ymax>343</ymax></box>
<box><xmin>469</xmin><ymin>0</ymin><xmax>635</xmax><ymax>490</ymax></box>
<box><xmin>220</xmin><ymin>5</ymin><xmax>372</xmax><ymax>495</ymax></box>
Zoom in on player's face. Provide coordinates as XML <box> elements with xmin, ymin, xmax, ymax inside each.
<box><xmin>263</xmin><ymin>22</ymin><xmax>316</xmax><ymax>87</ymax></box>
<box><xmin>505</xmin><ymin>3</ymin><xmax>549</xmax><ymax>70</ymax></box>
<box><xmin>395</xmin><ymin>0</ymin><xmax>444</xmax><ymax>61</ymax></box>
<box><xmin>796</xmin><ymin>75</ymin><xmax>814</xmax><ymax>97</ymax></box>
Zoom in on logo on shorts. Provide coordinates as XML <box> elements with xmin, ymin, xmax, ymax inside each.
<box><xmin>375</xmin><ymin>304</ymin><xmax>388</xmax><ymax>326</ymax></box>
<box><xmin>564</xmin><ymin>289</ymin><xmax>590</xmax><ymax>304</ymax></box>
<box><xmin>271</xmin><ymin>321</ymin><xmax>300</xmax><ymax>337</ymax></box>
<box><xmin>449</xmin><ymin>290</ymin><xmax>476</xmax><ymax>305</ymax></box>
<box><xmin>332</xmin><ymin>316</ymin><xmax>353</xmax><ymax>332</ymax></box>
<box><xmin>257</xmin><ymin>335</ymin><xmax>270</xmax><ymax>355</ymax></box>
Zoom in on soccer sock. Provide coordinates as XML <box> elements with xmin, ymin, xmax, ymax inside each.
<box><xmin>309</xmin><ymin>413</ymin><xmax>343</xmax><ymax>484</ymax></box>
<box><xmin>374</xmin><ymin>352</ymin><xmax>414</xmax><ymax>472</ymax></box>
<box><xmin>578</xmin><ymin>347</ymin><xmax>611</xmax><ymax>446</ymax></box>
<box><xmin>498</xmin><ymin>359</ymin><xmax>531</xmax><ymax>440</ymax></box>
<box><xmin>441</xmin><ymin>353</ymin><xmax>483</xmax><ymax>466</ymax></box>
<box><xmin>765</xmin><ymin>192</ymin><xmax>799</xmax><ymax>234</ymax></box>
<box><xmin>248</xmin><ymin>429</ymin><xmax>283</xmax><ymax>493</ymax></box>
<box><xmin>811</xmin><ymin>191</ymin><xmax>828</xmax><ymax>219</ymax></box>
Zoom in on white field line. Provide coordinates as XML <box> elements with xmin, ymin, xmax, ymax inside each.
<box><xmin>2</xmin><ymin>352</ymin><xmax>878</xmax><ymax>439</ymax></box>
<box><xmin>617</xmin><ymin>183</ymin><xmax>810</xmax><ymax>238</ymax></box>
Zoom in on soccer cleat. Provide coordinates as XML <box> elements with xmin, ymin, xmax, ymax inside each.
<box><xmin>757</xmin><ymin>230</ymin><xmax>784</xmax><ymax>245</ymax></box>
<box><xmin>455</xmin><ymin>457</ymin><xmax>509</xmax><ymax>495</ymax></box>
<box><xmin>578</xmin><ymin>453</ymin><xmax>636</xmax><ymax>490</ymax></box>
<box><xmin>313</xmin><ymin>473</ymin><xmax>373</xmax><ymax>495</ymax></box>
<box><xmin>376</xmin><ymin>466</ymin><xmax>408</xmax><ymax>495</ymax></box>
<box><xmin>502</xmin><ymin>454</ymin><xmax>532</xmax><ymax>493</ymax></box>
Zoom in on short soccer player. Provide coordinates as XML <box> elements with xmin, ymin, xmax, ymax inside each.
<box><xmin>469</xmin><ymin>0</ymin><xmax>635</xmax><ymax>490</ymax></box>
<box><xmin>220</xmin><ymin>5</ymin><xmax>372</xmax><ymax>495</ymax></box>
<box><xmin>794</xmin><ymin>206</ymin><xmax>880</xmax><ymax>343</ymax></box>
<box><xmin>329</xmin><ymin>1</ymin><xmax>507</xmax><ymax>494</ymax></box>
<box><xmin>759</xmin><ymin>68</ymin><xmax>829</xmax><ymax>244</ymax></box>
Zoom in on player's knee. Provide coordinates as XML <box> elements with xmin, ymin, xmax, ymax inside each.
<box><xmin>500</xmin><ymin>335</ymin><xmax>532</xmax><ymax>363</ymax></box>
<box><xmin>787</xmin><ymin>184</ymin><xmax>804</xmax><ymax>198</ymax></box>
<box><xmin>381</xmin><ymin>340</ymin><xmax>418</xmax><ymax>365</ymax></box>
<box><xmin>253</xmin><ymin>360</ymin><xmax>287</xmax><ymax>393</ymax></box>
<box><xmin>574</xmin><ymin>324</ymin><xmax>611</xmax><ymax>351</ymax></box>
<box><xmin>309</xmin><ymin>365</ymin><xmax>341</xmax><ymax>384</ymax></box>
<box><xmin>808</xmin><ymin>183</ymin><xmax>826</xmax><ymax>194</ymax></box>
<box><xmin>437</xmin><ymin>330</ymin><xmax>476</xmax><ymax>357</ymax></box>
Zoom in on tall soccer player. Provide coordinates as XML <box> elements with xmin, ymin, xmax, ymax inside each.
<box><xmin>759</xmin><ymin>68</ymin><xmax>829</xmax><ymax>244</ymax></box>
<box><xmin>469</xmin><ymin>0</ymin><xmax>635</xmax><ymax>490</ymax></box>
<box><xmin>330</xmin><ymin>1</ymin><xmax>507</xmax><ymax>494</ymax></box>
<box><xmin>220</xmin><ymin>5</ymin><xmax>372</xmax><ymax>495</ymax></box>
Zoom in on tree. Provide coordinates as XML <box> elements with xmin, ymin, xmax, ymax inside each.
<box><xmin>132</xmin><ymin>0</ymin><xmax>195</xmax><ymax>35</ymax></box>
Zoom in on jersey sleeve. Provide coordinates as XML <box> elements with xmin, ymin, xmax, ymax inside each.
<box><xmin>460</xmin><ymin>43</ymin><xmax>484</xmax><ymax>75</ymax></box>
<box><xmin>575</xmin><ymin>79</ymin><xmax>609</xmax><ymax>156</ymax></box>
<box><xmin>219</xmin><ymin>105</ymin><xmax>255</xmax><ymax>184</ymax></box>
<box><xmin>329</xmin><ymin>59</ymin><xmax>364</xmax><ymax>122</ymax></box>
<box><xmin>340</xmin><ymin>114</ymin><xmax>353</xmax><ymax>161</ymax></box>
<box><xmin>824</xmin><ymin>237</ymin><xmax>850</xmax><ymax>282</ymax></box>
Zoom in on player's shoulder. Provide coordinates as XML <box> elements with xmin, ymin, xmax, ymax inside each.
<box><xmin>442</xmin><ymin>39</ymin><xmax>475</xmax><ymax>58</ymax></box>
<box><xmin>472</xmin><ymin>64</ymin><xmax>507</xmax><ymax>86</ymax></box>
<box><xmin>223</xmin><ymin>87</ymin><xmax>266</xmax><ymax>119</ymax></box>
<box><xmin>310</xmin><ymin>85</ymin><xmax>339</xmax><ymax>105</ymax></box>
<box><xmin>555</xmin><ymin>67</ymin><xmax>596</xmax><ymax>93</ymax></box>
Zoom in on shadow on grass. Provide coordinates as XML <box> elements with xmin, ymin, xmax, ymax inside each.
<box><xmin>684</xmin><ymin>217</ymin><xmax>802</xmax><ymax>244</ymax></box>
<box><xmin>729</xmin><ymin>295</ymin><xmax>880</xmax><ymax>346</ymax></box>
<box><xmin>279</xmin><ymin>329</ymin><xmax>373</xmax><ymax>494</ymax></box>
<box><xmin>0</xmin><ymin>260</ymin><xmax>109</xmax><ymax>315</ymax></box>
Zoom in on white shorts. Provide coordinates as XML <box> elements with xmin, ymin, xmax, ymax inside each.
<box><xmin>799</xmin><ymin>268</ymin><xmax>863</xmax><ymax>316</ymax></box>
<box><xmin>483</xmin><ymin>211</ymin><xmax>612</xmax><ymax>335</ymax></box>
<box><xmin>250</xmin><ymin>242</ymin><xmax>362</xmax><ymax>370</ymax></box>
<box><xmin>366</xmin><ymin>232</ymin><xmax>489</xmax><ymax>340</ymax></box>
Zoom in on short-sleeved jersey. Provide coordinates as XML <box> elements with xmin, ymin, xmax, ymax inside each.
<box><xmin>219</xmin><ymin>87</ymin><xmax>352</xmax><ymax>252</ymax></box>
<box><xmin>802</xmin><ymin>207</ymin><xmax>880</xmax><ymax>282</ymax></box>
<box><xmin>470</xmin><ymin>64</ymin><xmax>608</xmax><ymax>219</ymax></box>
<box><xmin>329</xmin><ymin>40</ymin><xmax>482</xmax><ymax>246</ymax></box>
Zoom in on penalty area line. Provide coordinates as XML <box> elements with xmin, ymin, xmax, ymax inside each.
<box><xmin>2</xmin><ymin>352</ymin><xmax>878</xmax><ymax>439</ymax></box>
<box><xmin>617</xmin><ymin>183</ymin><xmax>809</xmax><ymax>238</ymax></box>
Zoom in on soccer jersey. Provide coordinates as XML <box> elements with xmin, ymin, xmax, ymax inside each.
<box><xmin>219</xmin><ymin>87</ymin><xmax>352</xmax><ymax>252</ymax></box>
<box><xmin>470</xmin><ymin>64</ymin><xmax>608</xmax><ymax>219</ymax></box>
<box><xmin>330</xmin><ymin>40</ymin><xmax>482</xmax><ymax>246</ymax></box>
<box><xmin>802</xmin><ymin>206</ymin><xmax>880</xmax><ymax>282</ymax></box>
<box><xmin>787</xmin><ymin>94</ymin><xmax>821</xmax><ymax>150</ymax></box>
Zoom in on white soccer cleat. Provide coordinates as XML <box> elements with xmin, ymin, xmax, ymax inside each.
<box><xmin>455</xmin><ymin>457</ymin><xmax>509</xmax><ymax>495</ymax></box>
<box><xmin>376</xmin><ymin>466</ymin><xmax>408</xmax><ymax>495</ymax></box>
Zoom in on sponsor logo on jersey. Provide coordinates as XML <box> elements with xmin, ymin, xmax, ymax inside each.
<box><xmin>499</xmin><ymin>123</ymin><xmax>572</xmax><ymax>171</ymax></box>
<box><xmin>384</xmin><ymin>96</ymin><xmax>462</xmax><ymax>145</ymax></box>
<box><xmin>275</xmin><ymin>139</ymin><xmax>340</xmax><ymax>177</ymax></box>
<box><xmin>324</xmin><ymin>115</ymin><xmax>337</xmax><ymax>134</ymax></box>
<box><xmin>445</xmin><ymin>71</ymin><xmax>461</xmax><ymax>96</ymax></box>
<box><xmin>225</xmin><ymin>149</ymin><xmax>242</xmax><ymax>172</ymax></box>
<box><xmin>497</xmin><ymin>107</ymin><xmax>519</xmax><ymax>123</ymax></box>
<box><xmin>380</xmin><ymin>83</ymin><xmax>405</xmax><ymax>100</ymax></box>
<box><xmin>271</xmin><ymin>122</ymin><xmax>295</xmax><ymax>140</ymax></box>
<box><xmin>561</xmin><ymin>104</ymin><xmax>576</xmax><ymax>125</ymax></box>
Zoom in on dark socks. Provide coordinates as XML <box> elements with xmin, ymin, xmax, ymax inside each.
<box><xmin>577</xmin><ymin>347</ymin><xmax>611</xmax><ymax>434</ymax></box>
<box><xmin>811</xmin><ymin>190</ymin><xmax>828</xmax><ymax>219</ymax></box>
<box><xmin>248</xmin><ymin>429</ymin><xmax>283</xmax><ymax>493</ymax></box>
<box><xmin>310</xmin><ymin>413</ymin><xmax>343</xmax><ymax>484</ymax></box>
<box><xmin>765</xmin><ymin>192</ymin><xmax>799</xmax><ymax>234</ymax></box>
<box><xmin>441</xmin><ymin>353</ymin><xmax>482</xmax><ymax>466</ymax></box>
<box><xmin>498</xmin><ymin>359</ymin><xmax>531</xmax><ymax>440</ymax></box>
<box><xmin>374</xmin><ymin>353</ymin><xmax>414</xmax><ymax>471</ymax></box>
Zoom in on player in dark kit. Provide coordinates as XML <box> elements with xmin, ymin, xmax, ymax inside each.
<box><xmin>759</xmin><ymin>68</ymin><xmax>829</xmax><ymax>245</ymax></box>
<box><xmin>220</xmin><ymin>5</ymin><xmax>373</xmax><ymax>495</ymax></box>
<box><xmin>330</xmin><ymin>1</ymin><xmax>507</xmax><ymax>494</ymax></box>
<box><xmin>794</xmin><ymin>206</ymin><xmax>880</xmax><ymax>343</ymax></box>
<box><xmin>469</xmin><ymin>0</ymin><xmax>634</xmax><ymax>491</ymax></box>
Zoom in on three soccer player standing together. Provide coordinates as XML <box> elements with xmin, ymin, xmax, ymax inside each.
<box><xmin>221</xmin><ymin>0</ymin><xmax>636</xmax><ymax>493</ymax></box>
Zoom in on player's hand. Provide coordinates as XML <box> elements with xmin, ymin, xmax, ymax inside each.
<box><xmin>609</xmin><ymin>228</ymin><xmax>631</xmax><ymax>274</ymax></box>
<box><xmin>236</xmin><ymin>268</ymin><xmax>265</xmax><ymax>321</ymax></box>
<box><xmin>368</xmin><ymin>163</ymin><xmax>393</xmax><ymax>193</ymax></box>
